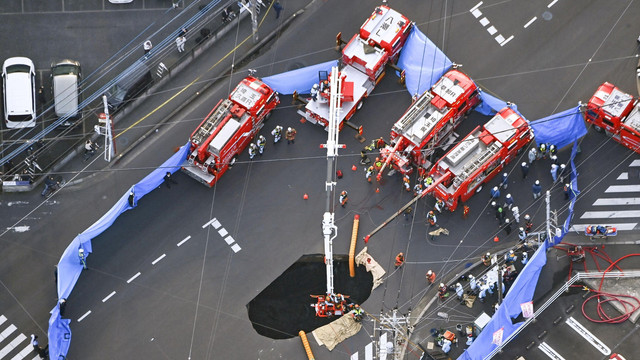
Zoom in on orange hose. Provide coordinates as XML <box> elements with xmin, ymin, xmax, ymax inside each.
<box><xmin>299</xmin><ymin>331</ymin><xmax>315</xmax><ymax>360</ymax></box>
<box><xmin>350</xmin><ymin>215</ymin><xmax>360</xmax><ymax>277</ymax></box>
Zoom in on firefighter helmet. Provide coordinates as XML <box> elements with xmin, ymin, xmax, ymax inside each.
<box><xmin>506</xmin><ymin>194</ymin><xmax>511</xmax><ymax>199</ymax></box>
<box><xmin>427</xmin><ymin>270</ymin><xmax>432</xmax><ymax>276</ymax></box>
<box><xmin>524</xmin><ymin>214</ymin><xmax>531</xmax><ymax>220</ymax></box>
<box><xmin>535</xmin><ymin>180</ymin><xmax>540</xmax><ymax>185</ymax></box>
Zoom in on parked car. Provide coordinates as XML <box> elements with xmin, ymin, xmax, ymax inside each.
<box><xmin>2</xmin><ymin>57</ymin><xmax>36</xmax><ymax>128</ymax></box>
<box><xmin>51</xmin><ymin>59</ymin><xmax>82</xmax><ymax>120</ymax></box>
<box><xmin>105</xmin><ymin>59</ymin><xmax>152</xmax><ymax>112</ymax></box>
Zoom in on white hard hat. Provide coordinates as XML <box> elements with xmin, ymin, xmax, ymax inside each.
<box><xmin>491</xmin><ymin>201</ymin><xmax>496</xmax><ymax>206</ymax></box>
<box><xmin>505</xmin><ymin>218</ymin><xmax>510</xmax><ymax>223</ymax></box>
<box><xmin>288</xmin><ymin>127</ymin><xmax>292</xmax><ymax>131</ymax></box>
<box><xmin>313</xmin><ymin>83</ymin><xmax>318</xmax><ymax>89</ymax></box>
<box><xmin>522</xmin><ymin>161</ymin><xmax>527</xmax><ymax>166</ymax></box>
<box><xmin>506</xmin><ymin>194</ymin><xmax>511</xmax><ymax>198</ymax></box>
<box><xmin>510</xmin><ymin>250</ymin><xmax>514</xmax><ymax>254</ymax></box>
<box><xmin>456</xmin><ymin>283</ymin><xmax>461</xmax><ymax>287</ymax></box>
<box><xmin>504</xmin><ymin>172</ymin><xmax>507</xmax><ymax>176</ymax></box>
<box><xmin>486</xmin><ymin>252</ymin><xmax>490</xmax><ymax>256</ymax></box>
<box><xmin>561</xmin><ymin>164</ymin><xmax>566</xmax><ymax>168</ymax></box>
<box><xmin>468</xmin><ymin>274</ymin><xmax>474</xmax><ymax>279</ymax></box>
<box><xmin>519</xmin><ymin>227</ymin><xmax>524</xmax><ymax>231</ymax></box>
<box><xmin>439</xmin><ymin>283</ymin><xmax>445</xmax><ymax>287</ymax></box>
<box><xmin>427</xmin><ymin>270</ymin><xmax>432</xmax><ymax>275</ymax></box>
<box><xmin>493</xmin><ymin>186</ymin><xmax>498</xmax><ymax>191</ymax></box>
<box><xmin>535</xmin><ymin>180</ymin><xmax>540</xmax><ymax>185</ymax></box>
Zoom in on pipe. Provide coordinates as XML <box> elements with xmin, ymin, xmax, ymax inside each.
<box><xmin>349</xmin><ymin>214</ymin><xmax>360</xmax><ymax>277</ymax></box>
<box><xmin>298</xmin><ymin>331</ymin><xmax>315</xmax><ymax>360</ymax></box>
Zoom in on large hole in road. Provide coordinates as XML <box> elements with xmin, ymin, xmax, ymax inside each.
<box><xmin>247</xmin><ymin>254</ymin><xmax>373</xmax><ymax>339</ymax></box>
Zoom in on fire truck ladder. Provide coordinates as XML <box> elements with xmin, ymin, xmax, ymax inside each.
<box><xmin>395</xmin><ymin>91</ymin><xmax>433</xmax><ymax>134</ymax></box>
<box><xmin>452</xmin><ymin>142</ymin><xmax>501</xmax><ymax>189</ymax></box>
<box><xmin>192</xmin><ymin>99</ymin><xmax>234</xmax><ymax>145</ymax></box>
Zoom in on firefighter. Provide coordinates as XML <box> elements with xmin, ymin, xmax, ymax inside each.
<box><xmin>375</xmin><ymin>137</ymin><xmax>386</xmax><ymax>149</ymax></box>
<box><xmin>248</xmin><ymin>143</ymin><xmax>257</xmax><ymax>160</ymax></box>
<box><xmin>403</xmin><ymin>174</ymin><xmax>411</xmax><ymax>192</ymax></box>
<box><xmin>549</xmin><ymin>144</ymin><xmax>557</xmax><ymax>156</ymax></box>
<box><xmin>339</xmin><ymin>190</ymin><xmax>348</xmax><ymax>207</ymax></box>
<box><xmin>352</xmin><ymin>304</ymin><xmax>364</xmax><ymax>322</ymax></box>
<box><xmin>538</xmin><ymin>143</ymin><xmax>547</xmax><ymax>159</ymax></box>
<box><xmin>503</xmin><ymin>218</ymin><xmax>512</xmax><ymax>235</ymax></box>
<box><xmin>373</xmin><ymin>157</ymin><xmax>383</xmax><ymax>172</ymax></box>
<box><xmin>524</xmin><ymin>214</ymin><xmax>533</xmax><ymax>234</ymax></box>
<box><xmin>360</xmin><ymin>150</ymin><xmax>370</xmax><ymax>165</ymax></box>
<box><xmin>413</xmin><ymin>181</ymin><xmax>423</xmax><ymax>196</ymax></box>
<box><xmin>518</xmin><ymin>227</ymin><xmax>526</xmax><ymax>242</ymax></box>
<box><xmin>481</xmin><ymin>252</ymin><xmax>491</xmax><ymax>266</ymax></box>
<box><xmin>285</xmin><ymin>127</ymin><xmax>297</xmax><ymax>144</ymax></box>
<box><xmin>512</xmin><ymin>205</ymin><xmax>520</xmax><ymax>224</ymax></box>
<box><xmin>438</xmin><ymin>283</ymin><xmax>448</xmax><ymax>300</ymax></box>
<box><xmin>427</xmin><ymin>211</ymin><xmax>437</xmax><ymax>226</ymax></box>
<box><xmin>564</xmin><ymin>183</ymin><xmax>571</xmax><ymax>200</ymax></box>
<box><xmin>521</xmin><ymin>161</ymin><xmax>529</xmax><ymax>179</ymax></box>
<box><xmin>434</xmin><ymin>199</ymin><xmax>445</xmax><ymax>213</ymax></box>
<box><xmin>394</xmin><ymin>253</ymin><xmax>405</xmax><ymax>268</ymax></box>
<box><xmin>365</xmin><ymin>166</ymin><xmax>374</xmax><ymax>183</ymax></box>
<box><xmin>256</xmin><ymin>135</ymin><xmax>266</xmax><ymax>155</ymax></box>
<box><xmin>424</xmin><ymin>176</ymin><xmax>434</xmax><ymax>187</ymax></box>
<box><xmin>505</xmin><ymin>249</ymin><xmax>517</xmax><ymax>264</ymax></box>
<box><xmin>426</xmin><ymin>270</ymin><xmax>436</xmax><ymax>284</ymax></box>
<box><xmin>490</xmin><ymin>186</ymin><xmax>500</xmax><ymax>200</ymax></box>
<box><xmin>504</xmin><ymin>193</ymin><xmax>513</xmax><ymax>210</ymax></box>
<box><xmin>500</xmin><ymin>172</ymin><xmax>508</xmax><ymax>190</ymax></box>
<box><xmin>310</xmin><ymin>83</ymin><xmax>319</xmax><ymax>101</ymax></box>
<box><xmin>271</xmin><ymin>125</ymin><xmax>283</xmax><ymax>143</ymax></box>
<box><xmin>463</xmin><ymin>205</ymin><xmax>470</xmax><ymax>219</ymax></box>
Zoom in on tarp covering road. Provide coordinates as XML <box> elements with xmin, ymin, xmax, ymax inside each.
<box><xmin>530</xmin><ymin>106</ymin><xmax>587</xmax><ymax>149</ymax></box>
<box><xmin>262</xmin><ymin>60</ymin><xmax>338</xmax><ymax>95</ymax></box>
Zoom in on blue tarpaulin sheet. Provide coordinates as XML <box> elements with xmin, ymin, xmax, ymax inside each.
<box><xmin>397</xmin><ymin>26</ymin><xmax>452</xmax><ymax>97</ymax></box>
<box><xmin>475</xmin><ymin>91</ymin><xmax>508</xmax><ymax>116</ymax></box>
<box><xmin>48</xmin><ymin>142</ymin><xmax>190</xmax><ymax>360</ymax></box>
<box><xmin>262</xmin><ymin>60</ymin><xmax>338</xmax><ymax>95</ymax></box>
<box><xmin>530</xmin><ymin>106</ymin><xmax>587</xmax><ymax>150</ymax></box>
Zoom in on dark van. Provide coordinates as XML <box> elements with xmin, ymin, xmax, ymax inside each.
<box><xmin>105</xmin><ymin>60</ymin><xmax>153</xmax><ymax>111</ymax></box>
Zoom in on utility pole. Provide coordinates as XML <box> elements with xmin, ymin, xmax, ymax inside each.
<box><xmin>94</xmin><ymin>95</ymin><xmax>115</xmax><ymax>162</ymax></box>
<box><xmin>376</xmin><ymin>308</ymin><xmax>411</xmax><ymax>359</ymax></box>
<box><xmin>545</xmin><ymin>190</ymin><xmax>552</xmax><ymax>245</ymax></box>
<box><xmin>250</xmin><ymin>0</ymin><xmax>259</xmax><ymax>43</ymax></box>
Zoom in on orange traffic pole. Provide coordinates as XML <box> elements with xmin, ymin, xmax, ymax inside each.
<box><xmin>299</xmin><ymin>331</ymin><xmax>315</xmax><ymax>360</ymax></box>
<box><xmin>349</xmin><ymin>214</ymin><xmax>360</xmax><ymax>277</ymax></box>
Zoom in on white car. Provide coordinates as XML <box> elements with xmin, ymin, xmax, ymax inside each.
<box><xmin>2</xmin><ymin>57</ymin><xmax>36</xmax><ymax>129</ymax></box>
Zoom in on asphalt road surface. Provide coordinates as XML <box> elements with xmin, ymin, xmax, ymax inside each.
<box><xmin>1</xmin><ymin>0</ymin><xmax>639</xmax><ymax>359</ymax></box>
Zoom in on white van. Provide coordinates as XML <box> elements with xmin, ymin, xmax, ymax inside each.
<box><xmin>51</xmin><ymin>60</ymin><xmax>81</xmax><ymax>119</ymax></box>
<box><xmin>2</xmin><ymin>57</ymin><xmax>36</xmax><ymax>128</ymax></box>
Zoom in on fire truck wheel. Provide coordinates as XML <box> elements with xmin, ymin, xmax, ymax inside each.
<box><xmin>264</xmin><ymin>111</ymin><xmax>272</xmax><ymax>121</ymax></box>
<box><xmin>594</xmin><ymin>125</ymin><xmax>603</xmax><ymax>133</ymax></box>
<box><xmin>229</xmin><ymin>155</ymin><xmax>238</xmax><ymax>167</ymax></box>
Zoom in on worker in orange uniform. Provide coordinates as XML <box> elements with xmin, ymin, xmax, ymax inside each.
<box><xmin>463</xmin><ymin>205</ymin><xmax>470</xmax><ymax>219</ymax></box>
<box><xmin>481</xmin><ymin>252</ymin><xmax>491</xmax><ymax>266</ymax></box>
<box><xmin>427</xmin><ymin>211</ymin><xmax>437</xmax><ymax>226</ymax></box>
<box><xmin>438</xmin><ymin>283</ymin><xmax>448</xmax><ymax>300</ymax></box>
<box><xmin>426</xmin><ymin>269</ymin><xmax>436</xmax><ymax>284</ymax></box>
<box><xmin>373</xmin><ymin>157</ymin><xmax>382</xmax><ymax>172</ymax></box>
<box><xmin>339</xmin><ymin>191</ymin><xmax>348</xmax><ymax>207</ymax></box>
<box><xmin>285</xmin><ymin>127</ymin><xmax>297</xmax><ymax>144</ymax></box>
<box><xmin>394</xmin><ymin>253</ymin><xmax>405</xmax><ymax>268</ymax></box>
<box><xmin>403</xmin><ymin>175</ymin><xmax>411</xmax><ymax>192</ymax></box>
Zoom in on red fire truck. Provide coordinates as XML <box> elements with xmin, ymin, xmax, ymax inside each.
<box><xmin>427</xmin><ymin>107</ymin><xmax>533</xmax><ymax>211</ymax></box>
<box><xmin>584</xmin><ymin>82</ymin><xmax>640</xmax><ymax>153</ymax></box>
<box><xmin>298</xmin><ymin>5</ymin><xmax>412</xmax><ymax>130</ymax></box>
<box><xmin>182</xmin><ymin>76</ymin><xmax>279</xmax><ymax>187</ymax></box>
<box><xmin>379</xmin><ymin>68</ymin><xmax>481</xmax><ymax>175</ymax></box>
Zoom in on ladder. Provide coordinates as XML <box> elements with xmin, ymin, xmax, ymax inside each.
<box><xmin>192</xmin><ymin>99</ymin><xmax>234</xmax><ymax>144</ymax></box>
<box><xmin>395</xmin><ymin>91</ymin><xmax>433</xmax><ymax>133</ymax></box>
<box><xmin>453</xmin><ymin>142</ymin><xmax>501</xmax><ymax>189</ymax></box>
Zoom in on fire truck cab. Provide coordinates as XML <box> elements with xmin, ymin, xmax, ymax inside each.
<box><xmin>182</xmin><ymin>77</ymin><xmax>279</xmax><ymax>187</ymax></box>
<box><xmin>298</xmin><ymin>5</ymin><xmax>412</xmax><ymax>130</ymax></box>
<box><xmin>428</xmin><ymin>107</ymin><xmax>533</xmax><ymax>211</ymax></box>
<box><xmin>585</xmin><ymin>82</ymin><xmax>640</xmax><ymax>153</ymax></box>
<box><xmin>380</xmin><ymin>69</ymin><xmax>481</xmax><ymax>175</ymax></box>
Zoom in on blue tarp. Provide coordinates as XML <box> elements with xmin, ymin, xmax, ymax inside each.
<box><xmin>262</xmin><ymin>60</ymin><xmax>338</xmax><ymax>95</ymax></box>
<box><xmin>48</xmin><ymin>142</ymin><xmax>190</xmax><ymax>360</ymax></box>
<box><xmin>475</xmin><ymin>91</ymin><xmax>508</xmax><ymax>116</ymax></box>
<box><xmin>397</xmin><ymin>26</ymin><xmax>452</xmax><ymax>97</ymax></box>
<box><xmin>530</xmin><ymin>106</ymin><xmax>587</xmax><ymax>150</ymax></box>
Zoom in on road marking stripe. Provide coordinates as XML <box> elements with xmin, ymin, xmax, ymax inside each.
<box><xmin>593</xmin><ymin>197</ymin><xmax>640</xmax><ymax>205</ymax></box>
<box><xmin>202</xmin><ymin>218</ymin><xmax>221</xmax><ymax>229</ymax></box>
<box><xmin>0</xmin><ymin>333</ymin><xmax>26</xmax><ymax>358</ymax></box>
<box><xmin>605</xmin><ymin>185</ymin><xmax>640</xmax><ymax>193</ymax></box>
<box><xmin>0</xmin><ymin>324</ymin><xmax>16</xmax><ymax>340</ymax></box>
<box><xmin>224</xmin><ymin>236</ymin><xmax>235</xmax><ymax>245</ymax></box>
<box><xmin>570</xmin><ymin>223</ymin><xmax>637</xmax><ymax>232</ymax></box>
<box><xmin>16</xmin><ymin>342</ymin><xmax>35</xmax><ymax>358</ymax></box>
<box><xmin>470</xmin><ymin>1</ymin><xmax>483</xmax><ymax>12</ymax></box>
<box><xmin>566</xmin><ymin>317</ymin><xmax>611</xmax><ymax>355</ymax></box>
<box><xmin>538</xmin><ymin>342</ymin><xmax>565</xmax><ymax>359</ymax></box>
<box><xmin>471</xmin><ymin>8</ymin><xmax>482</xmax><ymax>18</ymax></box>
<box><xmin>218</xmin><ymin>228</ymin><xmax>228</xmax><ymax>237</ymax></box>
<box><xmin>127</xmin><ymin>272</ymin><xmax>141</xmax><ymax>283</ymax></box>
<box><xmin>524</xmin><ymin>16</ymin><xmax>537</xmax><ymax>28</ymax></box>
<box><xmin>617</xmin><ymin>172</ymin><xmax>628</xmax><ymax>180</ymax></box>
<box><xmin>231</xmin><ymin>244</ymin><xmax>241</xmax><ymax>253</ymax></box>
<box><xmin>77</xmin><ymin>311</ymin><xmax>91</xmax><ymax>322</ymax></box>
<box><xmin>152</xmin><ymin>254</ymin><xmax>166</xmax><ymax>265</ymax></box>
<box><xmin>479</xmin><ymin>17</ymin><xmax>490</xmax><ymax>26</ymax></box>
<box><xmin>547</xmin><ymin>0</ymin><xmax>558</xmax><ymax>8</ymax></box>
<box><xmin>630</xmin><ymin>159</ymin><xmax>640</xmax><ymax>167</ymax></box>
<box><xmin>580</xmin><ymin>210</ymin><xmax>640</xmax><ymax>219</ymax></box>
<box><xmin>487</xmin><ymin>26</ymin><xmax>497</xmax><ymax>35</ymax></box>
<box><xmin>500</xmin><ymin>35</ymin><xmax>514</xmax><ymax>46</ymax></box>
<box><xmin>102</xmin><ymin>291</ymin><xmax>116</xmax><ymax>303</ymax></box>
<box><xmin>177</xmin><ymin>235</ymin><xmax>191</xmax><ymax>247</ymax></box>
<box><xmin>0</xmin><ymin>315</ymin><xmax>6</xmax><ymax>326</ymax></box>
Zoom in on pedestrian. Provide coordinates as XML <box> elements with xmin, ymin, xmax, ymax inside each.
<box><xmin>285</xmin><ymin>127</ymin><xmax>297</xmax><ymax>144</ymax></box>
<box><xmin>394</xmin><ymin>253</ymin><xmax>405</xmax><ymax>268</ymax></box>
<box><xmin>176</xmin><ymin>35</ymin><xmax>186</xmax><ymax>52</ymax></box>
<box><xmin>403</xmin><ymin>174</ymin><xmax>411</xmax><ymax>192</ymax></box>
<box><xmin>504</xmin><ymin>218</ymin><xmax>512</xmax><ymax>235</ymax></box>
<box><xmin>521</xmin><ymin>251</ymin><xmax>529</xmax><ymax>265</ymax></box>
<box><xmin>468</xmin><ymin>274</ymin><xmax>478</xmax><ymax>294</ymax></box>
<box><xmin>505</xmin><ymin>249</ymin><xmax>517</xmax><ymax>264</ymax></box>
<box><xmin>256</xmin><ymin>135</ymin><xmax>266</xmax><ymax>155</ymax></box>
<box><xmin>463</xmin><ymin>205</ymin><xmax>470</xmax><ymax>219</ymax></box>
<box><xmin>564</xmin><ymin>183</ymin><xmax>571</xmax><ymax>200</ymax></box>
<box><xmin>524</xmin><ymin>214</ymin><xmax>533</xmax><ymax>234</ymax></box>
<box><xmin>31</xmin><ymin>334</ymin><xmax>47</xmax><ymax>359</ymax></box>
<box><xmin>528</xmin><ymin>147</ymin><xmax>537</xmax><ymax>163</ymax></box>
<box><xmin>481</xmin><ymin>252</ymin><xmax>491</xmax><ymax>266</ymax></box>
<box><xmin>550</xmin><ymin>163</ymin><xmax>558</xmax><ymax>182</ymax></box>
<box><xmin>426</xmin><ymin>270</ymin><xmax>436</xmax><ymax>284</ymax></box>
<box><xmin>271</xmin><ymin>125</ymin><xmax>283</xmax><ymax>143</ymax></box>
<box><xmin>520</xmin><ymin>161</ymin><xmax>529</xmax><ymax>179</ymax></box>
<box><xmin>559</xmin><ymin>164</ymin><xmax>567</xmax><ymax>183</ymax></box>
<box><xmin>490</xmin><ymin>186</ymin><xmax>500</xmax><ymax>200</ymax></box>
<box><xmin>178</xmin><ymin>27</ymin><xmax>188</xmax><ymax>37</ymax></box>
<box><xmin>455</xmin><ymin>283</ymin><xmax>464</xmax><ymax>301</ymax></box>
<box><xmin>143</xmin><ymin>40</ymin><xmax>152</xmax><ymax>56</ymax></box>
<box><xmin>365</xmin><ymin>166</ymin><xmax>374</xmax><ymax>183</ymax></box>
<box><xmin>500</xmin><ymin>172</ymin><xmax>508</xmax><ymax>189</ymax></box>
<box><xmin>128</xmin><ymin>190</ymin><xmax>135</xmax><ymax>207</ymax></box>
<box><xmin>339</xmin><ymin>190</ymin><xmax>348</xmax><ymax>207</ymax></box>
<box><xmin>550</xmin><ymin>154</ymin><xmax>558</xmax><ymax>165</ymax></box>
<box><xmin>427</xmin><ymin>211</ymin><xmax>437</xmax><ymax>226</ymax></box>
<box><xmin>496</xmin><ymin>206</ymin><xmax>505</xmax><ymax>222</ymax></box>
<box><xmin>164</xmin><ymin>171</ymin><xmax>177</xmax><ymax>188</ymax></box>
<box><xmin>512</xmin><ymin>205</ymin><xmax>520</xmax><ymax>224</ymax></box>
<box><xmin>490</xmin><ymin>201</ymin><xmax>498</xmax><ymax>210</ymax></box>
<box><xmin>532</xmin><ymin>180</ymin><xmax>542</xmax><ymax>199</ymax></box>
<box><xmin>434</xmin><ymin>199</ymin><xmax>444</xmax><ymax>213</ymax></box>
<box><xmin>59</xmin><ymin>298</ymin><xmax>67</xmax><ymax>316</ymax></box>
<box><xmin>403</xmin><ymin>206</ymin><xmax>413</xmax><ymax>221</ymax></box>
<box><xmin>248</xmin><ymin>143</ymin><xmax>257</xmax><ymax>160</ymax></box>
<box><xmin>478</xmin><ymin>282</ymin><xmax>490</xmax><ymax>302</ymax></box>
<box><xmin>413</xmin><ymin>181</ymin><xmax>423</xmax><ymax>196</ymax></box>
<box><xmin>504</xmin><ymin>193</ymin><xmax>513</xmax><ymax>209</ymax></box>
<box><xmin>273</xmin><ymin>1</ymin><xmax>283</xmax><ymax>19</ymax></box>
<box><xmin>518</xmin><ymin>227</ymin><xmax>526</xmax><ymax>242</ymax></box>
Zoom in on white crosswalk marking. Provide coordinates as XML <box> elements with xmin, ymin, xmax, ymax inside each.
<box><xmin>617</xmin><ymin>172</ymin><xmax>628</xmax><ymax>180</ymax></box>
<box><xmin>0</xmin><ymin>333</ymin><xmax>26</xmax><ymax>358</ymax></box>
<box><xmin>0</xmin><ymin>315</ymin><xmax>38</xmax><ymax>360</ymax></box>
<box><xmin>580</xmin><ymin>210</ymin><xmax>640</xmax><ymax>219</ymax></box>
<box><xmin>630</xmin><ymin>159</ymin><xmax>640</xmax><ymax>167</ymax></box>
<box><xmin>593</xmin><ymin>197</ymin><xmax>640</xmax><ymax>206</ymax></box>
<box><xmin>605</xmin><ymin>185</ymin><xmax>640</xmax><ymax>193</ymax></box>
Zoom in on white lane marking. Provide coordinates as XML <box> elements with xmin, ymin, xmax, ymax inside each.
<box><xmin>539</xmin><ymin>342</ymin><xmax>565</xmax><ymax>359</ymax></box>
<box><xmin>224</xmin><ymin>236</ymin><xmax>235</xmax><ymax>245</ymax></box>
<box><xmin>0</xmin><ymin>333</ymin><xmax>26</xmax><ymax>358</ymax></box>
<box><xmin>202</xmin><ymin>218</ymin><xmax>222</xmax><ymax>229</ymax></box>
<box><xmin>16</xmin><ymin>341</ymin><xmax>35</xmax><ymax>358</ymax></box>
<box><xmin>566</xmin><ymin>317</ymin><xmax>611</xmax><ymax>355</ymax></box>
<box><xmin>471</xmin><ymin>8</ymin><xmax>482</xmax><ymax>18</ymax></box>
<box><xmin>617</xmin><ymin>172</ymin><xmax>628</xmax><ymax>180</ymax></box>
<box><xmin>479</xmin><ymin>17</ymin><xmax>490</xmax><ymax>26</ymax></box>
<box><xmin>470</xmin><ymin>1</ymin><xmax>483</xmax><ymax>12</ymax></box>
<box><xmin>152</xmin><ymin>254</ymin><xmax>166</xmax><ymax>265</ymax></box>
<box><xmin>580</xmin><ymin>210</ymin><xmax>640</xmax><ymax>219</ymax></box>
<box><xmin>593</xmin><ymin>197</ymin><xmax>640</xmax><ymax>206</ymax></box>
<box><xmin>500</xmin><ymin>35</ymin><xmax>514</xmax><ymax>46</ymax></box>
<box><xmin>177</xmin><ymin>235</ymin><xmax>191</xmax><ymax>247</ymax></box>
<box><xmin>605</xmin><ymin>185</ymin><xmax>640</xmax><ymax>193</ymax></box>
<box><xmin>547</xmin><ymin>0</ymin><xmax>558</xmax><ymax>8</ymax></box>
<box><xmin>0</xmin><ymin>315</ymin><xmax>6</xmax><ymax>326</ymax></box>
<box><xmin>630</xmin><ymin>159</ymin><xmax>640</xmax><ymax>167</ymax></box>
<box><xmin>231</xmin><ymin>244</ymin><xmax>241</xmax><ymax>253</ymax></box>
<box><xmin>0</xmin><ymin>324</ymin><xmax>16</xmax><ymax>340</ymax></box>
<box><xmin>102</xmin><ymin>291</ymin><xmax>116</xmax><ymax>303</ymax></box>
<box><xmin>202</xmin><ymin>218</ymin><xmax>215</xmax><ymax>228</ymax></box>
<box><xmin>524</xmin><ymin>16</ymin><xmax>537</xmax><ymax>28</ymax></box>
<box><xmin>570</xmin><ymin>223</ymin><xmax>637</xmax><ymax>232</ymax></box>
<box><xmin>6</xmin><ymin>226</ymin><xmax>30</xmax><ymax>233</ymax></box>
<box><xmin>487</xmin><ymin>26</ymin><xmax>497</xmax><ymax>35</ymax></box>
<box><xmin>77</xmin><ymin>311</ymin><xmax>91</xmax><ymax>322</ymax></box>
<box><xmin>495</xmin><ymin>34</ymin><xmax>505</xmax><ymax>43</ymax></box>
<box><xmin>218</xmin><ymin>228</ymin><xmax>228</xmax><ymax>237</ymax></box>
<box><xmin>127</xmin><ymin>272</ymin><xmax>141</xmax><ymax>283</ymax></box>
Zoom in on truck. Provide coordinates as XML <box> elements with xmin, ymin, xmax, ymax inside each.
<box><xmin>584</xmin><ymin>82</ymin><xmax>640</xmax><ymax>153</ymax></box>
<box><xmin>182</xmin><ymin>76</ymin><xmax>279</xmax><ymax>187</ymax></box>
<box><xmin>378</xmin><ymin>68</ymin><xmax>481</xmax><ymax>176</ymax></box>
<box><xmin>297</xmin><ymin>5</ymin><xmax>412</xmax><ymax>130</ymax></box>
<box><xmin>427</xmin><ymin>107</ymin><xmax>533</xmax><ymax>211</ymax></box>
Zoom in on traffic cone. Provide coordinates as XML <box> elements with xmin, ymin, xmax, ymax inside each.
<box><xmin>303</xmin><ymin>193</ymin><xmax>309</xmax><ymax>200</ymax></box>
<box><xmin>376</xmin><ymin>188</ymin><xmax>380</xmax><ymax>193</ymax></box>
<box><xmin>493</xmin><ymin>236</ymin><xmax>499</xmax><ymax>242</ymax></box>
<box><xmin>352</xmin><ymin>165</ymin><xmax>357</xmax><ymax>171</ymax></box>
